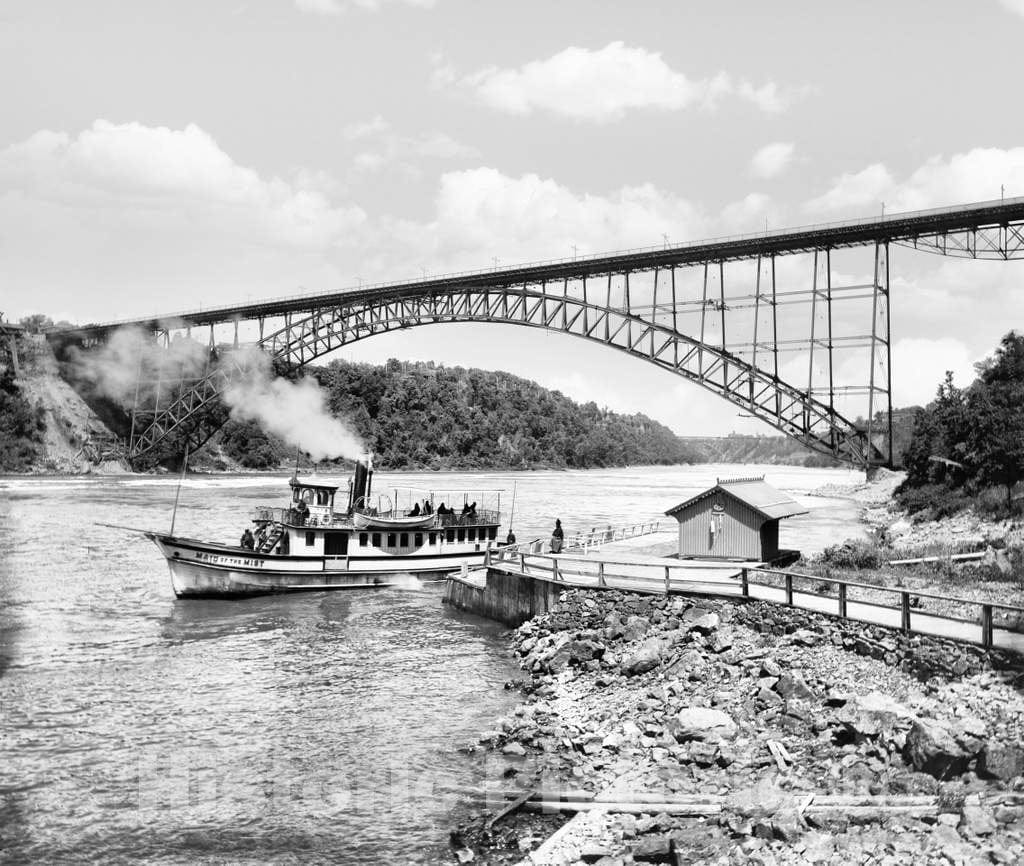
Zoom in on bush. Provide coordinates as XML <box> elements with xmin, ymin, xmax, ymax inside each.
<box><xmin>895</xmin><ymin>482</ymin><xmax>972</xmax><ymax>520</ymax></box>
<box><xmin>820</xmin><ymin>539</ymin><xmax>884</xmax><ymax>570</ymax></box>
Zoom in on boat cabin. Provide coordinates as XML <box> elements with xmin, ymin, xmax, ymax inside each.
<box><xmin>290</xmin><ymin>479</ymin><xmax>338</xmax><ymax>525</ymax></box>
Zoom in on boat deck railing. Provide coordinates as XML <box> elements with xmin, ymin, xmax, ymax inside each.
<box><xmin>253</xmin><ymin>505</ymin><xmax>501</xmax><ymax>528</ymax></box>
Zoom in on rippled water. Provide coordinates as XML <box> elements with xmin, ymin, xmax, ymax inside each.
<box><xmin>0</xmin><ymin>464</ymin><xmax>863</xmax><ymax>863</ymax></box>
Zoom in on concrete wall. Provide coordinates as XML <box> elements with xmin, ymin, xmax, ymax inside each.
<box><xmin>442</xmin><ymin>568</ymin><xmax>564</xmax><ymax>627</ymax></box>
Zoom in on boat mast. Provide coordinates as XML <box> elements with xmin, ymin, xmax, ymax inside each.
<box><xmin>169</xmin><ymin>443</ymin><xmax>190</xmax><ymax>536</ymax></box>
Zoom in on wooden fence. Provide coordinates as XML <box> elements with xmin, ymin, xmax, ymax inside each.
<box><xmin>481</xmin><ymin>549</ymin><xmax>1024</xmax><ymax>654</ymax></box>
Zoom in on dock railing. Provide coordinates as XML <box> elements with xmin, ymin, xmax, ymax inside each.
<box><xmin>490</xmin><ymin>520</ymin><xmax>663</xmax><ymax>561</ymax></box>
<box><xmin>481</xmin><ymin>549</ymin><xmax>1024</xmax><ymax>653</ymax></box>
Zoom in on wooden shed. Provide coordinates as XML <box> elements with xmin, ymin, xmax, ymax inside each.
<box><xmin>664</xmin><ymin>476</ymin><xmax>808</xmax><ymax>562</ymax></box>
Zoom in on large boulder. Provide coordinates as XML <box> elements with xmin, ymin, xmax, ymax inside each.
<box><xmin>620</xmin><ymin>637</ymin><xmax>668</xmax><ymax>676</ymax></box>
<box><xmin>977</xmin><ymin>742</ymin><xmax>1024</xmax><ymax>781</ymax></box>
<box><xmin>904</xmin><ymin>718</ymin><xmax>971</xmax><ymax>778</ymax></box>
<box><xmin>622</xmin><ymin>615</ymin><xmax>650</xmax><ymax>643</ymax></box>
<box><xmin>774</xmin><ymin>674</ymin><xmax>815</xmax><ymax>702</ymax></box>
<box><xmin>834</xmin><ymin>691</ymin><xmax>915</xmax><ymax>742</ymax></box>
<box><xmin>669</xmin><ymin>707</ymin><xmax>738</xmax><ymax>743</ymax></box>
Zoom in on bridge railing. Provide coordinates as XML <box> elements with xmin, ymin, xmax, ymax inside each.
<box><xmin>485</xmin><ymin>552</ymin><xmax>1024</xmax><ymax>652</ymax></box>
<box><xmin>61</xmin><ymin>196</ymin><xmax>1024</xmax><ymax>334</ymax></box>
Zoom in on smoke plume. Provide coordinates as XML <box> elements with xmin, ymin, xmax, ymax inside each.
<box><xmin>222</xmin><ymin>349</ymin><xmax>364</xmax><ymax>461</ymax></box>
<box><xmin>70</xmin><ymin>325</ymin><xmax>208</xmax><ymax>403</ymax></box>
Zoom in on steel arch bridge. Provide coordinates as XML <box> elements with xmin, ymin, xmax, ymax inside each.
<box><xmin>54</xmin><ymin>197</ymin><xmax>1024</xmax><ymax>468</ymax></box>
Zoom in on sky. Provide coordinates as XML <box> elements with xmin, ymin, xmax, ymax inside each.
<box><xmin>2</xmin><ymin>0</ymin><xmax>1023</xmax><ymax>436</ymax></box>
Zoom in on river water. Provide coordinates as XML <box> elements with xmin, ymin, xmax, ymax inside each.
<box><xmin>0</xmin><ymin>464</ymin><xmax>863</xmax><ymax>864</ymax></box>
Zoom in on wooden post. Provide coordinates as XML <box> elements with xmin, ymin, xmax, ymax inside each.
<box><xmin>664</xmin><ymin>565</ymin><xmax>671</xmax><ymax>595</ymax></box>
<box><xmin>552</xmin><ymin>558</ymin><xmax>561</xmax><ymax>581</ymax></box>
<box><xmin>981</xmin><ymin>604</ymin><xmax>993</xmax><ymax>650</ymax></box>
<box><xmin>519</xmin><ymin>552</ymin><xmax>526</xmax><ymax>573</ymax></box>
<box><xmin>484</xmin><ymin>546</ymin><xmax>491</xmax><ymax>567</ymax></box>
<box><xmin>838</xmin><ymin>582</ymin><xmax>847</xmax><ymax>618</ymax></box>
<box><xmin>785</xmin><ymin>573</ymin><xmax>793</xmax><ymax>606</ymax></box>
<box><xmin>598</xmin><ymin>561</ymin><xmax>606</xmax><ymax>587</ymax></box>
<box><xmin>900</xmin><ymin>592</ymin><xmax>911</xmax><ymax>632</ymax></box>
<box><xmin>740</xmin><ymin>568</ymin><xmax>749</xmax><ymax>598</ymax></box>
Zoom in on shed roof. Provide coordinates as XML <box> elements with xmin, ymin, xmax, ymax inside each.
<box><xmin>664</xmin><ymin>477</ymin><xmax>808</xmax><ymax>522</ymax></box>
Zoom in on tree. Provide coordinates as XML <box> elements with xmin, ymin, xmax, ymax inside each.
<box><xmin>966</xmin><ymin>332</ymin><xmax>1024</xmax><ymax>508</ymax></box>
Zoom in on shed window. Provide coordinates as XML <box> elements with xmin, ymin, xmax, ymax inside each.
<box><xmin>414</xmin><ymin>533</ymin><xmax>423</xmax><ymax>547</ymax></box>
<box><xmin>359</xmin><ymin>533</ymin><xmax>368</xmax><ymax>547</ymax></box>
<box><xmin>400</xmin><ymin>533</ymin><xmax>409</xmax><ymax>547</ymax></box>
<box><xmin>457</xmin><ymin>528</ymin><xmax>465</xmax><ymax>542</ymax></box>
<box><xmin>446</xmin><ymin>529</ymin><xmax>455</xmax><ymax>543</ymax></box>
<box><xmin>468</xmin><ymin>527</ymin><xmax>476</xmax><ymax>542</ymax></box>
<box><xmin>428</xmin><ymin>532</ymin><xmax>436</xmax><ymax>545</ymax></box>
<box><xmin>305</xmin><ymin>531</ymin><xmax>315</xmax><ymax>547</ymax></box>
<box><xmin>372</xmin><ymin>532</ymin><xmax>381</xmax><ymax>547</ymax></box>
<box><xmin>488</xmin><ymin>526</ymin><xmax>497</xmax><ymax>541</ymax></box>
<box><xmin>387</xmin><ymin>533</ymin><xmax>397</xmax><ymax>547</ymax></box>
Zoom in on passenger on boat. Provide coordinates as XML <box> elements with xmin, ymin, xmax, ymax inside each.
<box><xmin>240</xmin><ymin>528</ymin><xmax>255</xmax><ymax>550</ymax></box>
<box><xmin>506</xmin><ymin>529</ymin><xmax>517</xmax><ymax>545</ymax></box>
<box><xmin>550</xmin><ymin>519</ymin><xmax>564</xmax><ymax>554</ymax></box>
<box><xmin>410</xmin><ymin>502</ymin><xmax>421</xmax><ymax>516</ymax></box>
<box><xmin>295</xmin><ymin>499</ymin><xmax>309</xmax><ymax>525</ymax></box>
<box><xmin>423</xmin><ymin>499</ymin><xmax>433</xmax><ymax>515</ymax></box>
<box><xmin>436</xmin><ymin>502</ymin><xmax>448</xmax><ymax>515</ymax></box>
<box><xmin>468</xmin><ymin>501</ymin><xmax>477</xmax><ymax>517</ymax></box>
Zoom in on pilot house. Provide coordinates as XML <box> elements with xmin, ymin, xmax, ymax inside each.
<box><xmin>664</xmin><ymin>476</ymin><xmax>808</xmax><ymax>563</ymax></box>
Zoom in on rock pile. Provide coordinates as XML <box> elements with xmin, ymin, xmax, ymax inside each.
<box><xmin>454</xmin><ymin>588</ymin><xmax>1024</xmax><ymax>865</ymax></box>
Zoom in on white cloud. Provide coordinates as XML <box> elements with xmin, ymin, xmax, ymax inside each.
<box><xmin>294</xmin><ymin>0</ymin><xmax>435</xmax><ymax>14</ymax></box>
<box><xmin>417</xmin><ymin>167</ymin><xmax>708</xmax><ymax>266</ymax></box>
<box><xmin>343</xmin><ymin>116</ymin><xmax>477</xmax><ymax>174</ymax></box>
<box><xmin>749</xmin><ymin>142</ymin><xmax>795</xmax><ymax>179</ymax></box>
<box><xmin>0</xmin><ymin>120</ymin><xmax>364</xmax><ymax>248</ymax></box>
<box><xmin>805</xmin><ymin>147</ymin><xmax>1024</xmax><ymax>215</ymax></box>
<box><xmin>998</xmin><ymin>0</ymin><xmax>1024</xmax><ymax>18</ymax></box>
<box><xmin>804</xmin><ymin>163</ymin><xmax>893</xmax><ymax>213</ymax></box>
<box><xmin>442</xmin><ymin>42</ymin><xmax>808</xmax><ymax>122</ymax></box>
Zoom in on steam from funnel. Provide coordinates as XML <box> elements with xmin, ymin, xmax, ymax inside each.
<box><xmin>222</xmin><ymin>349</ymin><xmax>364</xmax><ymax>461</ymax></box>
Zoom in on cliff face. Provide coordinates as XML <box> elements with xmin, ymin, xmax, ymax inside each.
<box><xmin>8</xmin><ymin>335</ymin><xmax>128</xmax><ymax>473</ymax></box>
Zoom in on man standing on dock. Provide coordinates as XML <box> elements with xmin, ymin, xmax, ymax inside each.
<box><xmin>550</xmin><ymin>519</ymin><xmax>564</xmax><ymax>554</ymax></box>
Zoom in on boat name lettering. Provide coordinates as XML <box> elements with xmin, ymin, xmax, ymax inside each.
<box><xmin>194</xmin><ymin>552</ymin><xmax>264</xmax><ymax>568</ymax></box>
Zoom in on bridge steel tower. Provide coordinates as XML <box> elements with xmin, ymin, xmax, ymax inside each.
<box><xmin>54</xmin><ymin>198</ymin><xmax>1024</xmax><ymax>469</ymax></box>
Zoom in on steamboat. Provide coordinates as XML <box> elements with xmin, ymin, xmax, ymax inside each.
<box><xmin>146</xmin><ymin>457</ymin><xmax>504</xmax><ymax>598</ymax></box>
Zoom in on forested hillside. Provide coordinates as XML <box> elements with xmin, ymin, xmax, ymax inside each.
<box><xmin>217</xmin><ymin>359</ymin><xmax>699</xmax><ymax>470</ymax></box>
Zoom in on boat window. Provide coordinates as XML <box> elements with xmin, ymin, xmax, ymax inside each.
<box><xmin>400</xmin><ymin>533</ymin><xmax>409</xmax><ymax>547</ymax></box>
<box><xmin>372</xmin><ymin>532</ymin><xmax>381</xmax><ymax>547</ymax></box>
<box><xmin>292</xmin><ymin>488</ymin><xmax>300</xmax><ymax>503</ymax></box>
<box><xmin>446</xmin><ymin>529</ymin><xmax>455</xmax><ymax>543</ymax></box>
<box><xmin>316</xmin><ymin>490</ymin><xmax>329</xmax><ymax>505</ymax></box>
<box><xmin>302</xmin><ymin>489</ymin><xmax>314</xmax><ymax>503</ymax></box>
<box><xmin>305</xmin><ymin>531</ymin><xmax>315</xmax><ymax>546</ymax></box>
<box><xmin>387</xmin><ymin>533</ymin><xmax>397</xmax><ymax>547</ymax></box>
<box><xmin>467</xmin><ymin>527</ymin><xmax>476</xmax><ymax>542</ymax></box>
<box><xmin>457</xmin><ymin>528</ymin><xmax>465</xmax><ymax>542</ymax></box>
<box><xmin>488</xmin><ymin>526</ymin><xmax>497</xmax><ymax>541</ymax></box>
<box><xmin>428</xmin><ymin>532</ymin><xmax>436</xmax><ymax>545</ymax></box>
<box><xmin>414</xmin><ymin>533</ymin><xmax>423</xmax><ymax>547</ymax></box>
<box><xmin>359</xmin><ymin>533</ymin><xmax>368</xmax><ymax>547</ymax></box>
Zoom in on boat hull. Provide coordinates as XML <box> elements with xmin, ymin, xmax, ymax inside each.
<box><xmin>148</xmin><ymin>533</ymin><xmax>487</xmax><ymax>599</ymax></box>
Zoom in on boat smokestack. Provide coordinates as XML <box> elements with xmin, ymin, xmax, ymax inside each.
<box><xmin>349</xmin><ymin>453</ymin><xmax>373</xmax><ymax>513</ymax></box>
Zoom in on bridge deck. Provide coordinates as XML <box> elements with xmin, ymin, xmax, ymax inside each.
<box><xmin>53</xmin><ymin>196</ymin><xmax>1024</xmax><ymax>339</ymax></box>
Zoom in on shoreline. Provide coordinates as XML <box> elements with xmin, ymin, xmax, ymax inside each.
<box><xmin>451</xmin><ymin>588</ymin><xmax>1024</xmax><ymax>865</ymax></box>
<box><xmin>450</xmin><ymin>474</ymin><xmax>1024</xmax><ymax>865</ymax></box>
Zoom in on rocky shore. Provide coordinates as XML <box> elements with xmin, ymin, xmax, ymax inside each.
<box><xmin>451</xmin><ymin>588</ymin><xmax>1024</xmax><ymax>865</ymax></box>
